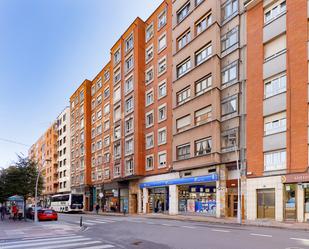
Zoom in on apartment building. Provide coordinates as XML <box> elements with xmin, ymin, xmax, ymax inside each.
<box><xmin>29</xmin><ymin>122</ymin><xmax>58</xmax><ymax>206</ymax></box>
<box><xmin>57</xmin><ymin>107</ymin><xmax>71</xmax><ymax>194</ymax></box>
<box><xmin>245</xmin><ymin>0</ymin><xmax>309</xmax><ymax>222</ymax></box>
<box><xmin>70</xmin><ymin>80</ymin><xmax>93</xmax><ymax>211</ymax></box>
<box><xmin>140</xmin><ymin>0</ymin><xmax>246</xmax><ymax>217</ymax></box>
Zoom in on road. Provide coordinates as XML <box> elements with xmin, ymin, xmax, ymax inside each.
<box><xmin>1</xmin><ymin>213</ymin><xmax>309</xmax><ymax>249</ymax></box>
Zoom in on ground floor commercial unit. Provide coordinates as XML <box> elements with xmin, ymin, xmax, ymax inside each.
<box><xmin>246</xmin><ymin>173</ymin><xmax>309</xmax><ymax>222</ymax></box>
<box><xmin>137</xmin><ymin>165</ymin><xmax>243</xmax><ymax>218</ymax></box>
<box><xmin>71</xmin><ymin>185</ymin><xmax>94</xmax><ymax>211</ymax></box>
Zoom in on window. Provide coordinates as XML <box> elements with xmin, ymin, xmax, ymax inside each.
<box><xmin>221</xmin><ymin>27</ymin><xmax>238</xmax><ymax>52</ymax></box>
<box><xmin>113</xmin><ymin>87</ymin><xmax>121</xmax><ymax>103</ymax></box>
<box><xmin>114</xmin><ymin>163</ymin><xmax>120</xmax><ymax>177</ymax></box>
<box><xmin>264</xmin><ymin>34</ymin><xmax>286</xmax><ymax>61</ymax></box>
<box><xmin>146</xmin><ymin>23</ymin><xmax>154</xmax><ymax>41</ymax></box>
<box><xmin>125</xmin><ymin>97</ymin><xmax>134</xmax><ymax>113</ymax></box>
<box><xmin>264</xmin><ymin>112</ymin><xmax>286</xmax><ymax>135</ymax></box>
<box><xmin>222</xmin><ymin>97</ymin><xmax>237</xmax><ymax>116</ymax></box>
<box><xmin>158</xmin><ymin>34</ymin><xmax>167</xmax><ymax>51</ymax></box>
<box><xmin>80</xmin><ymin>118</ymin><xmax>84</xmax><ymax>129</ymax></box>
<box><xmin>104</xmin><ymin>87</ymin><xmax>110</xmax><ymax>99</ymax></box>
<box><xmin>196</xmin><ymin>0</ymin><xmax>204</xmax><ymax>6</ymax></box>
<box><xmin>104</xmin><ymin>71</ymin><xmax>110</xmax><ymax>82</ymax></box>
<box><xmin>97</xmin><ymin>109</ymin><xmax>102</xmax><ymax>120</ymax></box>
<box><xmin>158</xmin><ymin>151</ymin><xmax>167</xmax><ymax>168</ymax></box>
<box><xmin>96</xmin><ymin>140</ymin><xmax>102</xmax><ymax>150</ymax></box>
<box><xmin>195</xmin><ymin>137</ymin><xmax>212</xmax><ymax>156</ymax></box>
<box><xmin>146</xmin><ymin>111</ymin><xmax>154</xmax><ymax>128</ymax></box>
<box><xmin>196</xmin><ymin>43</ymin><xmax>212</xmax><ymax>65</ymax></box>
<box><xmin>79</xmin><ymin>91</ymin><xmax>84</xmax><ymax>102</ymax></box>
<box><xmin>91</xmin><ymin>128</ymin><xmax>96</xmax><ymax>139</ymax></box>
<box><xmin>104</xmin><ymin>152</ymin><xmax>110</xmax><ymax>163</ymax></box>
<box><xmin>195</xmin><ymin>106</ymin><xmax>212</xmax><ymax>125</ymax></box>
<box><xmin>146</xmin><ymin>155</ymin><xmax>154</xmax><ymax>170</ymax></box>
<box><xmin>177</xmin><ymin>86</ymin><xmax>191</xmax><ymax>105</ymax></box>
<box><xmin>222</xmin><ymin>0</ymin><xmax>238</xmax><ymax>21</ymax></box>
<box><xmin>146</xmin><ymin>89</ymin><xmax>154</xmax><ymax>106</ymax></box>
<box><xmin>264</xmin><ymin>150</ymin><xmax>286</xmax><ymax>171</ymax></box>
<box><xmin>158</xmin><ymin>81</ymin><xmax>167</xmax><ymax>98</ymax></box>
<box><xmin>176</xmin><ymin>115</ymin><xmax>191</xmax><ymax>132</ymax></box>
<box><xmin>146</xmin><ymin>45</ymin><xmax>154</xmax><ymax>62</ymax></box>
<box><xmin>195</xmin><ymin>74</ymin><xmax>212</xmax><ymax>95</ymax></box>
<box><xmin>97</xmin><ymin>94</ymin><xmax>102</xmax><ymax>105</ymax></box>
<box><xmin>146</xmin><ymin>133</ymin><xmax>154</xmax><ymax>149</ymax></box>
<box><xmin>80</xmin><ymin>131</ymin><xmax>85</xmax><ymax>142</ymax></box>
<box><xmin>158</xmin><ymin>57</ymin><xmax>167</xmax><ymax>75</ymax></box>
<box><xmin>125</xmin><ymin>34</ymin><xmax>134</xmax><ymax>52</ymax></box>
<box><xmin>114</xmin><ymin>142</ymin><xmax>121</xmax><ymax>158</ymax></box>
<box><xmin>91</xmin><ymin>85</ymin><xmax>96</xmax><ymax>96</ymax></box>
<box><xmin>177</xmin><ymin>30</ymin><xmax>191</xmax><ymax>50</ymax></box>
<box><xmin>196</xmin><ymin>13</ymin><xmax>212</xmax><ymax>35</ymax></box>
<box><xmin>104</xmin><ymin>169</ymin><xmax>110</xmax><ymax>179</ymax></box>
<box><xmin>145</xmin><ymin>67</ymin><xmax>154</xmax><ymax>84</ymax></box>
<box><xmin>158</xmin><ymin>9</ymin><xmax>166</xmax><ymax>29</ymax></box>
<box><xmin>104</xmin><ymin>120</ymin><xmax>110</xmax><ymax>131</ymax></box>
<box><xmin>104</xmin><ymin>103</ymin><xmax>110</xmax><ymax>115</ymax></box>
<box><xmin>114</xmin><ymin>125</ymin><xmax>121</xmax><ymax>140</ymax></box>
<box><xmin>221</xmin><ymin>129</ymin><xmax>238</xmax><ymax>152</ymax></box>
<box><xmin>114</xmin><ymin>105</ymin><xmax>121</xmax><ymax>121</ymax></box>
<box><xmin>125</xmin><ymin>159</ymin><xmax>134</xmax><ymax>175</ymax></box>
<box><xmin>114</xmin><ymin>68</ymin><xmax>121</xmax><ymax>84</ymax></box>
<box><xmin>177</xmin><ymin>143</ymin><xmax>190</xmax><ymax>160</ymax></box>
<box><xmin>264</xmin><ymin>73</ymin><xmax>286</xmax><ymax>98</ymax></box>
<box><xmin>97</xmin><ymin>78</ymin><xmax>102</xmax><ymax>89</ymax></box>
<box><xmin>125</xmin><ymin>55</ymin><xmax>134</xmax><ymax>72</ymax></box>
<box><xmin>158</xmin><ymin>104</ymin><xmax>167</xmax><ymax>122</ymax></box>
<box><xmin>222</xmin><ymin>62</ymin><xmax>238</xmax><ymax>85</ymax></box>
<box><xmin>125</xmin><ymin>138</ymin><xmax>134</xmax><ymax>155</ymax></box>
<box><xmin>177</xmin><ymin>1</ymin><xmax>190</xmax><ymax>23</ymax></box>
<box><xmin>264</xmin><ymin>0</ymin><xmax>286</xmax><ymax>24</ymax></box>
<box><xmin>177</xmin><ymin>58</ymin><xmax>191</xmax><ymax>78</ymax></box>
<box><xmin>104</xmin><ymin>136</ymin><xmax>110</xmax><ymax>147</ymax></box>
<box><xmin>114</xmin><ymin>49</ymin><xmax>121</xmax><ymax>64</ymax></box>
<box><xmin>158</xmin><ymin>128</ymin><xmax>167</xmax><ymax>145</ymax></box>
<box><xmin>125</xmin><ymin>76</ymin><xmax>134</xmax><ymax>94</ymax></box>
<box><xmin>97</xmin><ymin>125</ymin><xmax>102</xmax><ymax>135</ymax></box>
<box><xmin>125</xmin><ymin>117</ymin><xmax>133</xmax><ymax>134</ymax></box>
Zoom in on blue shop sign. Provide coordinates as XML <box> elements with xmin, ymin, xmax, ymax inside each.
<box><xmin>139</xmin><ymin>174</ymin><xmax>218</xmax><ymax>188</ymax></box>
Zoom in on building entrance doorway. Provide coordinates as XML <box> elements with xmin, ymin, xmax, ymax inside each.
<box><xmin>284</xmin><ymin>184</ymin><xmax>297</xmax><ymax>220</ymax></box>
<box><xmin>227</xmin><ymin>193</ymin><xmax>238</xmax><ymax>217</ymax></box>
<box><xmin>257</xmin><ymin>188</ymin><xmax>275</xmax><ymax>219</ymax></box>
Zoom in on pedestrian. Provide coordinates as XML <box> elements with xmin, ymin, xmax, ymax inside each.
<box><xmin>0</xmin><ymin>204</ymin><xmax>5</xmax><ymax>221</ymax></box>
<box><xmin>12</xmin><ymin>203</ymin><xmax>18</xmax><ymax>221</ymax></box>
<box><xmin>95</xmin><ymin>204</ymin><xmax>100</xmax><ymax>215</ymax></box>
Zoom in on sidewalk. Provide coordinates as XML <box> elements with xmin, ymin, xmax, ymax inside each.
<box><xmin>85</xmin><ymin>211</ymin><xmax>309</xmax><ymax>231</ymax></box>
<box><xmin>0</xmin><ymin>216</ymin><xmax>80</xmax><ymax>240</ymax></box>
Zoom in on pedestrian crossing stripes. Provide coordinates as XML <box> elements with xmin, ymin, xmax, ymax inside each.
<box><xmin>77</xmin><ymin>218</ymin><xmax>116</xmax><ymax>226</ymax></box>
<box><xmin>0</xmin><ymin>234</ymin><xmax>115</xmax><ymax>249</ymax></box>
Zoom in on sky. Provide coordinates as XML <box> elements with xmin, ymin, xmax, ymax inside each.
<box><xmin>0</xmin><ymin>0</ymin><xmax>163</xmax><ymax>168</ymax></box>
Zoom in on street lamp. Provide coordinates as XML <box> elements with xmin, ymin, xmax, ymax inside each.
<box><xmin>34</xmin><ymin>159</ymin><xmax>51</xmax><ymax>223</ymax></box>
<box><xmin>230</xmin><ymin>135</ymin><xmax>242</xmax><ymax>225</ymax></box>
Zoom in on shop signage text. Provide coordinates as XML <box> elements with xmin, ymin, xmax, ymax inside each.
<box><xmin>282</xmin><ymin>173</ymin><xmax>309</xmax><ymax>183</ymax></box>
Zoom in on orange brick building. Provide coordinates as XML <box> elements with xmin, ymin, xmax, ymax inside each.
<box><xmin>245</xmin><ymin>0</ymin><xmax>309</xmax><ymax>222</ymax></box>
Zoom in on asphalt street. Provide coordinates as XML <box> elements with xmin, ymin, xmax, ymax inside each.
<box><xmin>56</xmin><ymin>213</ymin><xmax>309</xmax><ymax>249</ymax></box>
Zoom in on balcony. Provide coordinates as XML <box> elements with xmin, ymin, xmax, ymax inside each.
<box><xmin>263</xmin><ymin>13</ymin><xmax>286</xmax><ymax>43</ymax></box>
<box><xmin>263</xmin><ymin>52</ymin><xmax>286</xmax><ymax>79</ymax></box>
<box><xmin>263</xmin><ymin>92</ymin><xmax>286</xmax><ymax>116</ymax></box>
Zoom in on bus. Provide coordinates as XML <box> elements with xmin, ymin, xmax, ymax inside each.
<box><xmin>50</xmin><ymin>194</ymin><xmax>83</xmax><ymax>213</ymax></box>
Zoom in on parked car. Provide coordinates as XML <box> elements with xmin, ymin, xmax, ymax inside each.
<box><xmin>37</xmin><ymin>209</ymin><xmax>58</xmax><ymax>221</ymax></box>
<box><xmin>26</xmin><ymin>206</ymin><xmax>41</xmax><ymax>220</ymax></box>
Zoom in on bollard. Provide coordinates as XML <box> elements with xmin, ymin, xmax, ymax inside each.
<box><xmin>80</xmin><ymin>216</ymin><xmax>83</xmax><ymax>227</ymax></box>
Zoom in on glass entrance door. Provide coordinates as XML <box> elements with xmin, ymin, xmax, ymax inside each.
<box><xmin>284</xmin><ymin>184</ymin><xmax>297</xmax><ymax>220</ymax></box>
<box><xmin>257</xmin><ymin>189</ymin><xmax>275</xmax><ymax>219</ymax></box>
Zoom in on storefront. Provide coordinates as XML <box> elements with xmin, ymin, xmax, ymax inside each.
<box><xmin>120</xmin><ymin>188</ymin><xmax>129</xmax><ymax>213</ymax></box>
<box><xmin>102</xmin><ymin>182</ymin><xmax>129</xmax><ymax>213</ymax></box>
<box><xmin>140</xmin><ymin>173</ymin><xmax>219</xmax><ymax>216</ymax></box>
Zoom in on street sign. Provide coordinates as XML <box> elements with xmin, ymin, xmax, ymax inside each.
<box><xmin>99</xmin><ymin>192</ymin><xmax>104</xmax><ymax>198</ymax></box>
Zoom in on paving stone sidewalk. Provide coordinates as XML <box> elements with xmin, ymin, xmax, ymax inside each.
<box><xmin>0</xmin><ymin>216</ymin><xmax>80</xmax><ymax>241</ymax></box>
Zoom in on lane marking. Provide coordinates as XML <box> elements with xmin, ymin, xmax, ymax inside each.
<box><xmin>211</xmin><ymin>229</ymin><xmax>230</xmax><ymax>233</ymax></box>
<box><xmin>85</xmin><ymin>220</ymin><xmax>107</xmax><ymax>224</ymax></box>
<box><xmin>1</xmin><ymin>238</ymin><xmax>91</xmax><ymax>249</ymax></box>
<box><xmin>77</xmin><ymin>245</ymin><xmax>115</xmax><ymax>249</ymax></box>
<box><xmin>161</xmin><ymin>223</ymin><xmax>173</xmax><ymax>227</ymax></box>
<box><xmin>290</xmin><ymin>238</ymin><xmax>309</xmax><ymax>242</ymax></box>
<box><xmin>181</xmin><ymin>226</ymin><xmax>196</xmax><ymax>229</ymax></box>
<box><xmin>36</xmin><ymin>241</ymin><xmax>102</xmax><ymax>249</ymax></box>
<box><xmin>0</xmin><ymin>236</ymin><xmax>84</xmax><ymax>246</ymax></box>
<box><xmin>250</xmin><ymin>233</ymin><xmax>272</xmax><ymax>237</ymax></box>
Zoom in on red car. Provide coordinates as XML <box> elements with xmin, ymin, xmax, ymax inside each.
<box><xmin>37</xmin><ymin>209</ymin><xmax>58</xmax><ymax>221</ymax></box>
